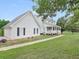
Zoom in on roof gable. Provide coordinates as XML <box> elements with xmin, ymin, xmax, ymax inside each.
<box><xmin>3</xmin><ymin>11</ymin><xmax>60</xmax><ymax>29</ymax></box>
<box><xmin>3</xmin><ymin>11</ymin><xmax>41</xmax><ymax>28</ymax></box>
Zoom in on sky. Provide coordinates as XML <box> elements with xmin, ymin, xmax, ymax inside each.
<box><xmin>0</xmin><ymin>0</ymin><xmax>66</xmax><ymax>21</ymax></box>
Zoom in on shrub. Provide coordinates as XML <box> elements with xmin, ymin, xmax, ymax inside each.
<box><xmin>0</xmin><ymin>39</ymin><xmax>7</xmax><ymax>43</ymax></box>
<box><xmin>0</xmin><ymin>29</ymin><xmax>4</xmax><ymax>36</ymax></box>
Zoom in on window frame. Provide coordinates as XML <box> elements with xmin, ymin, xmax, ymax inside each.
<box><xmin>23</xmin><ymin>28</ymin><xmax>26</xmax><ymax>35</ymax></box>
<box><xmin>34</xmin><ymin>28</ymin><xmax>35</xmax><ymax>34</ymax></box>
<box><xmin>17</xmin><ymin>27</ymin><xmax>20</xmax><ymax>36</ymax></box>
<box><xmin>37</xmin><ymin>28</ymin><xmax>38</xmax><ymax>34</ymax></box>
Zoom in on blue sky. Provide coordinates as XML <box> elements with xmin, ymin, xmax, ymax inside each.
<box><xmin>0</xmin><ymin>0</ymin><xmax>66</xmax><ymax>21</ymax></box>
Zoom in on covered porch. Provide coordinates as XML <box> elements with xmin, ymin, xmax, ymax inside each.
<box><xmin>46</xmin><ymin>26</ymin><xmax>61</xmax><ymax>35</ymax></box>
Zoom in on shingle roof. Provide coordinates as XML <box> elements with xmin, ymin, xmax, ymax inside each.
<box><xmin>3</xmin><ymin>11</ymin><xmax>61</xmax><ymax>29</ymax></box>
<box><xmin>3</xmin><ymin>11</ymin><xmax>41</xmax><ymax>28</ymax></box>
<box><xmin>3</xmin><ymin>11</ymin><xmax>28</xmax><ymax>28</ymax></box>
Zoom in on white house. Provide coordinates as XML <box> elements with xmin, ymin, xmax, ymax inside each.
<box><xmin>3</xmin><ymin>11</ymin><xmax>61</xmax><ymax>39</ymax></box>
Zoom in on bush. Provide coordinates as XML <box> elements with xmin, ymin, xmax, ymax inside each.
<box><xmin>71</xmin><ymin>28</ymin><xmax>79</xmax><ymax>32</ymax></box>
<box><xmin>0</xmin><ymin>39</ymin><xmax>7</xmax><ymax>43</ymax></box>
<box><xmin>0</xmin><ymin>29</ymin><xmax>4</xmax><ymax>36</ymax></box>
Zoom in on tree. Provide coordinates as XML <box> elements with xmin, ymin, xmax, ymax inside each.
<box><xmin>0</xmin><ymin>19</ymin><xmax>9</xmax><ymax>36</ymax></box>
<box><xmin>65</xmin><ymin>15</ymin><xmax>79</xmax><ymax>32</ymax></box>
<box><xmin>33</xmin><ymin>0</ymin><xmax>67</xmax><ymax>19</ymax></box>
<box><xmin>0</xmin><ymin>19</ymin><xmax>9</xmax><ymax>29</ymax></box>
<box><xmin>33</xmin><ymin>0</ymin><xmax>79</xmax><ymax>19</ymax></box>
<box><xmin>57</xmin><ymin>17</ymin><xmax>66</xmax><ymax>33</ymax></box>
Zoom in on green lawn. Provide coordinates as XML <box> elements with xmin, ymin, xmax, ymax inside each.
<box><xmin>0</xmin><ymin>32</ymin><xmax>79</xmax><ymax>59</ymax></box>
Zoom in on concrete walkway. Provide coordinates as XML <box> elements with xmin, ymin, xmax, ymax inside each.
<box><xmin>0</xmin><ymin>35</ymin><xmax>63</xmax><ymax>51</ymax></box>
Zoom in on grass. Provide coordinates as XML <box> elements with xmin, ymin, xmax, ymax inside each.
<box><xmin>0</xmin><ymin>32</ymin><xmax>79</xmax><ymax>59</ymax></box>
<box><xmin>0</xmin><ymin>35</ymin><xmax>53</xmax><ymax>48</ymax></box>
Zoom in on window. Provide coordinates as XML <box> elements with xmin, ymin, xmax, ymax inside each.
<box><xmin>53</xmin><ymin>27</ymin><xmax>55</xmax><ymax>30</ymax></box>
<box><xmin>37</xmin><ymin>28</ymin><xmax>38</xmax><ymax>34</ymax></box>
<box><xmin>17</xmin><ymin>27</ymin><xmax>20</xmax><ymax>36</ymax></box>
<box><xmin>53</xmin><ymin>27</ymin><xmax>56</xmax><ymax>30</ymax></box>
<box><xmin>34</xmin><ymin>28</ymin><xmax>35</xmax><ymax>34</ymax></box>
<box><xmin>57</xmin><ymin>27</ymin><xmax>59</xmax><ymax>30</ymax></box>
<box><xmin>55</xmin><ymin>27</ymin><xmax>57</xmax><ymax>30</ymax></box>
<box><xmin>47</xmin><ymin>27</ymin><xmax>52</xmax><ymax>31</ymax></box>
<box><xmin>23</xmin><ymin>28</ymin><xmax>25</xmax><ymax>35</ymax></box>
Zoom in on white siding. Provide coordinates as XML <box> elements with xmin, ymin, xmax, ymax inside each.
<box><xmin>5</xmin><ymin>12</ymin><xmax>40</xmax><ymax>39</ymax></box>
<box><xmin>4</xmin><ymin>28</ymin><xmax>12</xmax><ymax>39</ymax></box>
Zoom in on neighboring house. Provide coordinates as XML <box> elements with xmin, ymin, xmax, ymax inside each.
<box><xmin>3</xmin><ymin>11</ymin><xmax>61</xmax><ymax>39</ymax></box>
